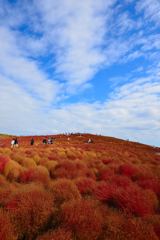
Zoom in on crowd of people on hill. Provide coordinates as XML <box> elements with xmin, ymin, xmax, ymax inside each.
<box><xmin>10</xmin><ymin>136</ymin><xmax>56</xmax><ymax>147</ymax></box>
<box><xmin>9</xmin><ymin>135</ymin><xmax>93</xmax><ymax>148</ymax></box>
<box><xmin>42</xmin><ymin>137</ymin><xmax>54</xmax><ymax>145</ymax></box>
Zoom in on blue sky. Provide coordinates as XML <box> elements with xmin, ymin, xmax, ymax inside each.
<box><xmin>0</xmin><ymin>0</ymin><xmax>160</xmax><ymax>146</ymax></box>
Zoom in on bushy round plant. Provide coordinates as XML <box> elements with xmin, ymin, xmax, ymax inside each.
<box><xmin>6</xmin><ymin>188</ymin><xmax>55</xmax><ymax>239</ymax></box>
<box><xmin>74</xmin><ymin>177</ymin><xmax>97</xmax><ymax>195</ymax></box>
<box><xmin>61</xmin><ymin>199</ymin><xmax>103</xmax><ymax>240</ymax></box>
<box><xmin>49</xmin><ymin>178</ymin><xmax>81</xmax><ymax>205</ymax></box>
<box><xmin>36</xmin><ymin>228</ymin><xmax>73</xmax><ymax>240</ymax></box>
<box><xmin>0</xmin><ymin>209</ymin><xmax>17</xmax><ymax>240</ymax></box>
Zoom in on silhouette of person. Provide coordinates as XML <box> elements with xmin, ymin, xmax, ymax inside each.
<box><xmin>42</xmin><ymin>138</ymin><xmax>47</xmax><ymax>144</ymax></box>
<box><xmin>14</xmin><ymin>138</ymin><xmax>19</xmax><ymax>147</ymax></box>
<box><xmin>30</xmin><ymin>138</ymin><xmax>34</xmax><ymax>145</ymax></box>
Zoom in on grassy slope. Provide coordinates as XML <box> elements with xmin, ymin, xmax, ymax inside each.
<box><xmin>0</xmin><ymin>133</ymin><xmax>160</xmax><ymax>240</ymax></box>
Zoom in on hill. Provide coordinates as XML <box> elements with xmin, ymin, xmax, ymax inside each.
<box><xmin>0</xmin><ymin>133</ymin><xmax>160</xmax><ymax>240</ymax></box>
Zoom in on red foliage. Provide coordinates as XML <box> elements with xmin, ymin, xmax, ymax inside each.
<box><xmin>0</xmin><ymin>209</ymin><xmax>17</xmax><ymax>240</ymax></box>
<box><xmin>74</xmin><ymin>177</ymin><xmax>97</xmax><ymax>195</ymax></box>
<box><xmin>0</xmin><ymin>155</ymin><xmax>10</xmax><ymax>173</ymax></box>
<box><xmin>119</xmin><ymin>218</ymin><xmax>158</xmax><ymax>240</ymax></box>
<box><xmin>95</xmin><ymin>181</ymin><xmax>158</xmax><ymax>217</ymax></box>
<box><xmin>102</xmin><ymin>158</ymin><xmax>113</xmax><ymax>165</ymax></box>
<box><xmin>99</xmin><ymin>168</ymin><xmax>115</xmax><ymax>181</ymax></box>
<box><xmin>19</xmin><ymin>167</ymin><xmax>49</xmax><ymax>185</ymax></box>
<box><xmin>119</xmin><ymin>163</ymin><xmax>139</xmax><ymax>178</ymax></box>
<box><xmin>113</xmin><ymin>186</ymin><xmax>158</xmax><ymax>217</ymax></box>
<box><xmin>19</xmin><ymin>168</ymin><xmax>35</xmax><ymax>182</ymax></box>
<box><xmin>0</xmin><ymin>188</ymin><xmax>13</xmax><ymax>207</ymax></box>
<box><xmin>95</xmin><ymin>181</ymin><xmax>116</xmax><ymax>201</ymax></box>
<box><xmin>138</xmin><ymin>178</ymin><xmax>160</xmax><ymax>197</ymax></box>
<box><xmin>103</xmin><ymin>214</ymin><xmax>158</xmax><ymax>240</ymax></box>
<box><xmin>49</xmin><ymin>179</ymin><xmax>81</xmax><ymax>205</ymax></box>
<box><xmin>25</xmin><ymin>150</ymin><xmax>32</xmax><ymax>156</ymax></box>
<box><xmin>53</xmin><ymin>160</ymin><xmax>90</xmax><ymax>179</ymax></box>
<box><xmin>0</xmin><ymin>134</ymin><xmax>160</xmax><ymax>239</ymax></box>
<box><xmin>61</xmin><ymin>199</ymin><xmax>103</xmax><ymax>240</ymax></box>
<box><xmin>155</xmin><ymin>226</ymin><xmax>160</xmax><ymax>240</ymax></box>
<box><xmin>0</xmin><ymin>174</ymin><xmax>8</xmax><ymax>186</ymax></box>
<box><xmin>6</xmin><ymin>188</ymin><xmax>55</xmax><ymax>239</ymax></box>
<box><xmin>36</xmin><ymin>228</ymin><xmax>73</xmax><ymax>240</ymax></box>
<box><xmin>110</xmin><ymin>175</ymin><xmax>133</xmax><ymax>188</ymax></box>
<box><xmin>144</xmin><ymin>215</ymin><xmax>160</xmax><ymax>240</ymax></box>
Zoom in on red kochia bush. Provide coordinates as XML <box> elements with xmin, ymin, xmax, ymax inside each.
<box><xmin>36</xmin><ymin>228</ymin><xmax>73</xmax><ymax>240</ymax></box>
<box><xmin>74</xmin><ymin>177</ymin><xmax>97</xmax><ymax>195</ymax></box>
<box><xmin>0</xmin><ymin>209</ymin><xmax>17</xmax><ymax>240</ymax></box>
<box><xmin>49</xmin><ymin>179</ymin><xmax>81</xmax><ymax>205</ymax></box>
<box><xmin>104</xmin><ymin>214</ymin><xmax>158</xmax><ymax>240</ymax></box>
<box><xmin>118</xmin><ymin>218</ymin><xmax>158</xmax><ymax>240</ymax></box>
<box><xmin>0</xmin><ymin>188</ymin><xmax>13</xmax><ymax>207</ymax></box>
<box><xmin>110</xmin><ymin>175</ymin><xmax>133</xmax><ymax>188</ymax></box>
<box><xmin>99</xmin><ymin>168</ymin><xmax>115</xmax><ymax>181</ymax></box>
<box><xmin>6</xmin><ymin>188</ymin><xmax>55</xmax><ymax>239</ymax></box>
<box><xmin>126</xmin><ymin>218</ymin><xmax>158</xmax><ymax>240</ymax></box>
<box><xmin>61</xmin><ymin>199</ymin><xmax>103</xmax><ymax>240</ymax></box>
<box><xmin>138</xmin><ymin>178</ymin><xmax>160</xmax><ymax>198</ymax></box>
<box><xmin>102</xmin><ymin>158</ymin><xmax>113</xmax><ymax>165</ymax></box>
<box><xmin>118</xmin><ymin>163</ymin><xmax>139</xmax><ymax>178</ymax></box>
<box><xmin>0</xmin><ymin>174</ymin><xmax>7</xmax><ymax>185</ymax></box>
<box><xmin>95</xmin><ymin>182</ymin><xmax>158</xmax><ymax>217</ymax></box>
<box><xmin>113</xmin><ymin>186</ymin><xmax>158</xmax><ymax>217</ymax></box>
<box><xmin>144</xmin><ymin>215</ymin><xmax>160</xmax><ymax>240</ymax></box>
<box><xmin>53</xmin><ymin>160</ymin><xmax>89</xmax><ymax>179</ymax></box>
<box><xmin>19</xmin><ymin>166</ymin><xmax>50</xmax><ymax>185</ymax></box>
<box><xmin>0</xmin><ymin>155</ymin><xmax>10</xmax><ymax>173</ymax></box>
<box><xmin>95</xmin><ymin>181</ymin><xmax>116</xmax><ymax>201</ymax></box>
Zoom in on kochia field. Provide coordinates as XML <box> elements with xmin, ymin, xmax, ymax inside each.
<box><xmin>0</xmin><ymin>133</ymin><xmax>160</xmax><ymax>240</ymax></box>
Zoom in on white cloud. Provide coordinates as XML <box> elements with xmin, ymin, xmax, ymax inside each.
<box><xmin>136</xmin><ymin>0</ymin><xmax>160</xmax><ymax>25</ymax></box>
<box><xmin>1</xmin><ymin>70</ymin><xmax>159</xmax><ymax>146</ymax></box>
<box><xmin>0</xmin><ymin>27</ymin><xmax>60</xmax><ymax>103</ymax></box>
<box><xmin>32</xmin><ymin>0</ymin><xmax>116</xmax><ymax>86</ymax></box>
<box><xmin>1</xmin><ymin>0</ymin><xmax>158</xmax><ymax>89</ymax></box>
<box><xmin>47</xmin><ymin>74</ymin><xmax>160</xmax><ymax>145</ymax></box>
<box><xmin>0</xmin><ymin>75</ymin><xmax>42</xmax><ymax>135</ymax></box>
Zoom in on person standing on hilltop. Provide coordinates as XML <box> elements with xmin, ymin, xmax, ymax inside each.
<box><xmin>11</xmin><ymin>138</ymin><xmax>15</xmax><ymax>148</ymax></box>
<box><xmin>50</xmin><ymin>137</ymin><xmax>54</xmax><ymax>144</ymax></box>
<box><xmin>47</xmin><ymin>137</ymin><xmax>51</xmax><ymax>144</ymax></box>
<box><xmin>30</xmin><ymin>138</ymin><xmax>34</xmax><ymax>146</ymax></box>
<box><xmin>42</xmin><ymin>138</ymin><xmax>47</xmax><ymax>144</ymax></box>
<box><xmin>88</xmin><ymin>138</ymin><xmax>93</xmax><ymax>143</ymax></box>
<box><xmin>14</xmin><ymin>138</ymin><xmax>19</xmax><ymax>147</ymax></box>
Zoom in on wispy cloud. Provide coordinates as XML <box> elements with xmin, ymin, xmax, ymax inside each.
<box><xmin>136</xmin><ymin>0</ymin><xmax>160</xmax><ymax>25</ymax></box>
<box><xmin>33</xmin><ymin>0</ymin><xmax>116</xmax><ymax>86</ymax></box>
<box><xmin>46</xmin><ymin>71</ymin><xmax>160</xmax><ymax>145</ymax></box>
<box><xmin>0</xmin><ymin>75</ymin><xmax>42</xmax><ymax>134</ymax></box>
<box><xmin>1</xmin><ymin>68</ymin><xmax>159</xmax><ymax>145</ymax></box>
<box><xmin>0</xmin><ymin>27</ymin><xmax>60</xmax><ymax>103</ymax></box>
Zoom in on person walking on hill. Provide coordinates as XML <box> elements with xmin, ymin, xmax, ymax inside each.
<box><xmin>14</xmin><ymin>138</ymin><xmax>19</xmax><ymax>147</ymax></box>
<box><xmin>30</xmin><ymin>138</ymin><xmax>34</xmax><ymax>146</ymax></box>
<box><xmin>11</xmin><ymin>138</ymin><xmax>15</xmax><ymax>148</ymax></box>
<box><xmin>42</xmin><ymin>138</ymin><xmax>47</xmax><ymax>144</ymax></box>
<box><xmin>50</xmin><ymin>137</ymin><xmax>54</xmax><ymax>144</ymax></box>
<box><xmin>47</xmin><ymin>137</ymin><xmax>52</xmax><ymax>144</ymax></box>
<box><xmin>88</xmin><ymin>138</ymin><xmax>93</xmax><ymax>143</ymax></box>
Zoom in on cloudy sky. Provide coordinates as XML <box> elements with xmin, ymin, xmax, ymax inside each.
<box><xmin>0</xmin><ymin>0</ymin><xmax>160</xmax><ymax>146</ymax></box>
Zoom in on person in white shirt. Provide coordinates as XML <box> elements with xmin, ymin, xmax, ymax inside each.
<box><xmin>11</xmin><ymin>139</ymin><xmax>15</xmax><ymax>148</ymax></box>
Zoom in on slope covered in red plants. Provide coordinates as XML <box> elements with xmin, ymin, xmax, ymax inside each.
<box><xmin>0</xmin><ymin>133</ymin><xmax>160</xmax><ymax>240</ymax></box>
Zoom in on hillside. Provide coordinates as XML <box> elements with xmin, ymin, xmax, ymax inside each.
<box><xmin>0</xmin><ymin>133</ymin><xmax>160</xmax><ymax>240</ymax></box>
